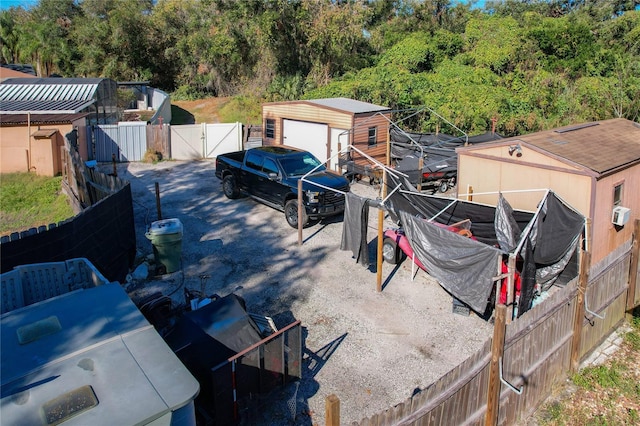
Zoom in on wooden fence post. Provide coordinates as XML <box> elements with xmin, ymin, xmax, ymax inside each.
<box><xmin>571</xmin><ymin>250</ymin><xmax>591</xmax><ymax>371</ymax></box>
<box><xmin>485</xmin><ymin>304</ymin><xmax>506</xmax><ymax>426</ymax></box>
<box><xmin>155</xmin><ymin>182</ymin><xmax>162</xmax><ymax>221</ymax></box>
<box><xmin>626</xmin><ymin>219</ymin><xmax>640</xmax><ymax>321</ymax></box>
<box><xmin>326</xmin><ymin>394</ymin><xmax>340</xmax><ymax>426</ymax></box>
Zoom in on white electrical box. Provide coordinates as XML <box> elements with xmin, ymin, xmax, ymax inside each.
<box><xmin>612</xmin><ymin>206</ymin><xmax>631</xmax><ymax>226</ymax></box>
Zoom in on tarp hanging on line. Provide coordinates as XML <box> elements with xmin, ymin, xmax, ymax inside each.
<box><xmin>399</xmin><ymin>210</ymin><xmax>502</xmax><ymax>313</ymax></box>
<box><xmin>384</xmin><ymin>174</ymin><xmax>584</xmax><ymax>315</ymax></box>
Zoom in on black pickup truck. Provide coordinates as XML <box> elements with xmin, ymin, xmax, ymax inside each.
<box><xmin>215</xmin><ymin>146</ymin><xmax>350</xmax><ymax>228</ymax></box>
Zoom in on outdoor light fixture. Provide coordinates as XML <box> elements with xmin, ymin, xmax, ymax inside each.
<box><xmin>508</xmin><ymin>144</ymin><xmax>522</xmax><ymax>157</ymax></box>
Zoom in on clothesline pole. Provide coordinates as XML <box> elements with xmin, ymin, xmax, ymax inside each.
<box><xmin>297</xmin><ymin>180</ymin><xmax>303</xmax><ymax>246</ymax></box>
<box><xmin>376</xmin><ymin>127</ymin><xmax>392</xmax><ymax>292</ymax></box>
<box><xmin>506</xmin><ymin>253</ymin><xmax>517</xmax><ymax>323</ymax></box>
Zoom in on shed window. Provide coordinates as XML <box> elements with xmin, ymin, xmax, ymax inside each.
<box><xmin>368</xmin><ymin>127</ymin><xmax>377</xmax><ymax>146</ymax></box>
<box><xmin>265</xmin><ymin>119</ymin><xmax>276</xmax><ymax>139</ymax></box>
<box><xmin>613</xmin><ymin>182</ymin><xmax>623</xmax><ymax>206</ymax></box>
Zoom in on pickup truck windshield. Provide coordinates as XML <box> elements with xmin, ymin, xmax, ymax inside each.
<box><xmin>279</xmin><ymin>153</ymin><xmax>326</xmax><ymax>177</ymax></box>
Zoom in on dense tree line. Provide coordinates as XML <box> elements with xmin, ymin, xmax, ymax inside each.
<box><xmin>1</xmin><ymin>0</ymin><xmax>638</xmax><ymax>135</ymax></box>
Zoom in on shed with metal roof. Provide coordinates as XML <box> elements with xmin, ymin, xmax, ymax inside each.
<box><xmin>455</xmin><ymin>118</ymin><xmax>640</xmax><ymax>264</ymax></box>
<box><xmin>262</xmin><ymin>97</ymin><xmax>391</xmax><ymax>170</ymax></box>
<box><xmin>0</xmin><ymin>77</ymin><xmax>117</xmax><ymax>124</ymax></box>
<box><xmin>0</xmin><ymin>78</ymin><xmax>117</xmax><ymax>175</ymax></box>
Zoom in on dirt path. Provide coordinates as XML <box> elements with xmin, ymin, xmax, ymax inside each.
<box><xmin>172</xmin><ymin>97</ymin><xmax>230</xmax><ymax>124</ymax></box>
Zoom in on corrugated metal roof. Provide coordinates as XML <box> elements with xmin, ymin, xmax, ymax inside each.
<box><xmin>0</xmin><ymin>78</ymin><xmax>106</xmax><ymax>113</ymax></box>
<box><xmin>307</xmin><ymin>97</ymin><xmax>390</xmax><ymax>113</ymax></box>
<box><xmin>0</xmin><ymin>79</ymin><xmax>100</xmax><ymax>102</ymax></box>
<box><xmin>461</xmin><ymin>118</ymin><xmax>640</xmax><ymax>176</ymax></box>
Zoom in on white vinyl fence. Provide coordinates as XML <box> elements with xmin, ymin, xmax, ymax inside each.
<box><xmin>171</xmin><ymin>123</ymin><xmax>243</xmax><ymax>160</ymax></box>
<box><xmin>91</xmin><ymin>122</ymin><xmax>244</xmax><ymax>162</ymax></box>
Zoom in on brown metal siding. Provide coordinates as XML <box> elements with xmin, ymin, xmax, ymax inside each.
<box><xmin>349</xmin><ymin>113</ymin><xmax>391</xmax><ymax>166</ymax></box>
<box><xmin>261</xmin><ymin>102</ymin><xmax>392</xmax><ymax>167</ymax></box>
<box><xmin>262</xmin><ymin>103</ymin><xmax>354</xmax><ymax>146</ymax></box>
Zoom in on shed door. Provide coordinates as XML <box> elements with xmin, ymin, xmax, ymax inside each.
<box><xmin>283</xmin><ymin>119</ymin><xmax>328</xmax><ymax>165</ymax></box>
<box><xmin>330</xmin><ymin>128</ymin><xmax>349</xmax><ymax>171</ymax></box>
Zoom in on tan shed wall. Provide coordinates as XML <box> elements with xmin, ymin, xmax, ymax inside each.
<box><xmin>591</xmin><ymin>166</ymin><xmax>640</xmax><ymax>264</ymax></box>
<box><xmin>471</xmin><ymin>144</ymin><xmax>584</xmax><ymax>171</ymax></box>
<box><xmin>457</xmin><ymin>154</ymin><xmax>592</xmax><ymax>215</ymax></box>
<box><xmin>1</xmin><ymin>123</ymin><xmax>79</xmax><ymax>176</ymax></box>
<box><xmin>459</xmin><ymin>146</ymin><xmax>640</xmax><ymax>265</ymax></box>
<box><xmin>0</xmin><ymin>126</ymin><xmax>31</xmax><ymax>173</ymax></box>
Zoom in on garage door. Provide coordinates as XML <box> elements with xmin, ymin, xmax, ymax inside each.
<box><xmin>283</xmin><ymin>119</ymin><xmax>328</xmax><ymax>165</ymax></box>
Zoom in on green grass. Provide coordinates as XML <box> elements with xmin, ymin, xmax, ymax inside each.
<box><xmin>0</xmin><ymin>173</ymin><xmax>75</xmax><ymax>235</ymax></box>
<box><xmin>536</xmin><ymin>311</ymin><xmax>640</xmax><ymax>425</ymax></box>
<box><xmin>218</xmin><ymin>95</ymin><xmax>262</xmax><ymax>124</ymax></box>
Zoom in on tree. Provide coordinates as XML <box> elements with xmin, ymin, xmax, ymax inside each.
<box><xmin>301</xmin><ymin>0</ymin><xmax>372</xmax><ymax>85</ymax></box>
<box><xmin>464</xmin><ymin>15</ymin><xmax>523</xmax><ymax>75</ymax></box>
<box><xmin>0</xmin><ymin>9</ymin><xmax>26</xmax><ymax>64</ymax></box>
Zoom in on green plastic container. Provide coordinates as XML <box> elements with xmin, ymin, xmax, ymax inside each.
<box><xmin>145</xmin><ymin>218</ymin><xmax>183</xmax><ymax>273</ymax></box>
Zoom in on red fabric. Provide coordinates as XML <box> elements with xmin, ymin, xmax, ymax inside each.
<box><xmin>500</xmin><ymin>262</ymin><xmax>521</xmax><ymax>305</ymax></box>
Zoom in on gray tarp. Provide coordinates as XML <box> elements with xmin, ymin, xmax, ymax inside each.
<box><xmin>400</xmin><ymin>211</ymin><xmax>502</xmax><ymax>314</ymax></box>
<box><xmin>495</xmin><ymin>193</ymin><xmax>522</xmax><ymax>252</ymax></box>
<box><xmin>341</xmin><ymin>192</ymin><xmax>370</xmax><ymax>266</ymax></box>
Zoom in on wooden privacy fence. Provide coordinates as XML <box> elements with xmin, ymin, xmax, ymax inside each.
<box><xmin>62</xmin><ymin>141</ymin><xmax>126</xmax><ymax>211</ymax></box>
<box><xmin>345</xmin><ymin>220</ymin><xmax>639</xmax><ymax>426</ymax></box>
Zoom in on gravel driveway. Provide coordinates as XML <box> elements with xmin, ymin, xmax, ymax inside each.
<box><xmin>103</xmin><ymin>160</ymin><xmax>493</xmax><ymax>425</ymax></box>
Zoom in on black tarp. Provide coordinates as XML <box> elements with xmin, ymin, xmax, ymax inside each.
<box><xmin>389</xmin><ymin>129</ymin><xmax>501</xmax><ymax>186</ymax></box>
<box><xmin>164</xmin><ymin>294</ymin><xmax>263</xmax><ymax>412</ymax></box>
<box><xmin>390</xmin><ymin>127</ymin><xmax>464</xmax><ymax>148</ymax></box>
<box><xmin>383</xmin><ymin>175</ymin><xmax>584</xmax><ymax>316</ymax></box>
<box><xmin>341</xmin><ymin>192</ymin><xmax>371</xmax><ymax>266</ymax></box>
<box><xmin>386</xmin><ymin>174</ymin><xmax>533</xmax><ymax>246</ymax></box>
<box><xmin>165</xmin><ymin>294</ymin><xmax>262</xmax><ymax>365</ymax></box>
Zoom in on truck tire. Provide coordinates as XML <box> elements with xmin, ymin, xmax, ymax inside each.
<box><xmin>284</xmin><ymin>199</ymin><xmax>308</xmax><ymax>229</ymax></box>
<box><xmin>222</xmin><ymin>175</ymin><xmax>240</xmax><ymax>199</ymax></box>
<box><xmin>382</xmin><ymin>237</ymin><xmax>403</xmax><ymax>264</ymax></box>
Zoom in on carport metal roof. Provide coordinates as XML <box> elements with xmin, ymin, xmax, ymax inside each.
<box><xmin>0</xmin><ymin>77</ymin><xmax>101</xmax><ymax>113</ymax></box>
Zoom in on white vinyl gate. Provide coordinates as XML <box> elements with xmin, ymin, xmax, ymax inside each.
<box><xmin>171</xmin><ymin>123</ymin><xmax>243</xmax><ymax>160</ymax></box>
